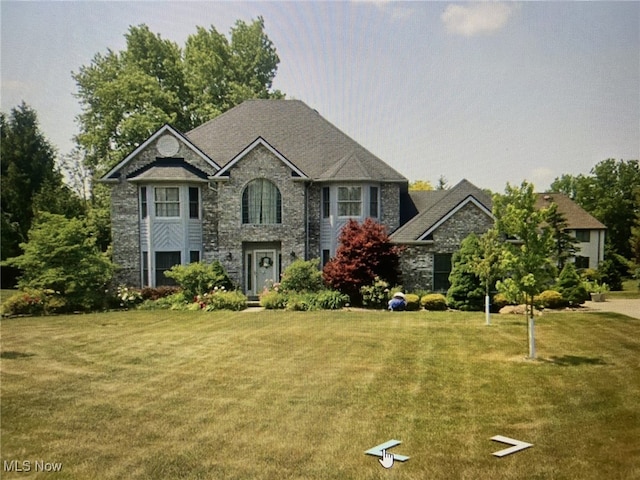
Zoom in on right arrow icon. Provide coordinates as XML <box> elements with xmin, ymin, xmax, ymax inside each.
<box><xmin>491</xmin><ymin>435</ymin><xmax>533</xmax><ymax>457</ymax></box>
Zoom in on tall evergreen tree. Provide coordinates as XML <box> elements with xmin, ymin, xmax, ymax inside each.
<box><xmin>546</xmin><ymin>202</ymin><xmax>579</xmax><ymax>270</ymax></box>
<box><xmin>447</xmin><ymin>234</ymin><xmax>485</xmax><ymax>311</ymax></box>
<box><xmin>1</xmin><ymin>103</ymin><xmax>86</xmax><ymax>285</ymax></box>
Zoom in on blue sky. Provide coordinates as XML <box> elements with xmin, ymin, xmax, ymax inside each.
<box><xmin>2</xmin><ymin>1</ymin><xmax>638</xmax><ymax>192</ymax></box>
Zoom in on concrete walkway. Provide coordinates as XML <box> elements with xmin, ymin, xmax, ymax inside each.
<box><xmin>584</xmin><ymin>298</ymin><xmax>640</xmax><ymax>319</ymax></box>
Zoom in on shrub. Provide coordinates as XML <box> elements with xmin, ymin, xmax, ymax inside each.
<box><xmin>164</xmin><ymin>261</ymin><xmax>233</xmax><ymax>300</ymax></box>
<box><xmin>116</xmin><ymin>285</ymin><xmax>143</xmax><ymax>308</ymax></box>
<box><xmin>140</xmin><ymin>286</ymin><xmax>181</xmax><ymax>301</ymax></box>
<box><xmin>405</xmin><ymin>293</ymin><xmax>421</xmax><ymax>311</ymax></box>
<box><xmin>2</xmin><ymin>213</ymin><xmax>115</xmax><ymax>311</ymax></box>
<box><xmin>496</xmin><ymin>278</ymin><xmax>525</xmax><ymax>305</ymax></box>
<box><xmin>1</xmin><ymin>288</ymin><xmax>67</xmax><ymax>316</ymax></box>
<box><xmin>421</xmin><ymin>293</ymin><xmax>447</xmax><ymax>311</ymax></box>
<box><xmin>492</xmin><ymin>293</ymin><xmax>512</xmax><ymax>310</ymax></box>
<box><xmin>582</xmin><ymin>280</ymin><xmax>610</xmax><ymax>294</ymax></box>
<box><xmin>285</xmin><ymin>293</ymin><xmax>315</xmax><ymax>311</ymax></box>
<box><xmin>360</xmin><ymin>277</ymin><xmax>391</xmax><ymax>309</ymax></box>
<box><xmin>138</xmin><ymin>292</ymin><xmax>189</xmax><ymax>310</ymax></box>
<box><xmin>279</xmin><ymin>259</ymin><xmax>324</xmax><ymax>293</ymax></box>
<box><xmin>199</xmin><ymin>289</ymin><xmax>247</xmax><ymax>311</ymax></box>
<box><xmin>580</xmin><ymin>268</ymin><xmax>600</xmax><ymax>282</ymax></box>
<box><xmin>259</xmin><ymin>290</ymin><xmax>288</xmax><ymax>309</ymax></box>
<box><xmin>535</xmin><ymin>290</ymin><xmax>568</xmax><ymax>309</ymax></box>
<box><xmin>323</xmin><ymin>218</ymin><xmax>401</xmax><ymax>303</ymax></box>
<box><xmin>556</xmin><ymin>263</ymin><xmax>589</xmax><ymax>306</ymax></box>
<box><xmin>446</xmin><ymin>234</ymin><xmax>485</xmax><ymax>311</ymax></box>
<box><xmin>313</xmin><ymin>290</ymin><xmax>349</xmax><ymax>310</ymax></box>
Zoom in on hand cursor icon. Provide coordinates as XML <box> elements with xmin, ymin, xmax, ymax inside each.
<box><xmin>379</xmin><ymin>449</ymin><xmax>394</xmax><ymax>469</ymax></box>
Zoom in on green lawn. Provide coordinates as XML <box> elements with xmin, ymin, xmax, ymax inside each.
<box><xmin>607</xmin><ymin>279</ymin><xmax>640</xmax><ymax>299</ymax></box>
<box><xmin>1</xmin><ymin>309</ymin><xmax>639</xmax><ymax>479</ymax></box>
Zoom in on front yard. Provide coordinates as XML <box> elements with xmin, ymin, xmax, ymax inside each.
<box><xmin>1</xmin><ymin>309</ymin><xmax>639</xmax><ymax>479</ymax></box>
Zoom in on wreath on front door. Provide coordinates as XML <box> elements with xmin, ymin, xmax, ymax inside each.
<box><xmin>259</xmin><ymin>256</ymin><xmax>273</xmax><ymax>268</ymax></box>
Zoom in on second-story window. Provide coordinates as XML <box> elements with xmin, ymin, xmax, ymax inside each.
<box><xmin>140</xmin><ymin>186</ymin><xmax>148</xmax><ymax>219</ymax></box>
<box><xmin>189</xmin><ymin>187</ymin><xmax>200</xmax><ymax>219</ymax></box>
<box><xmin>369</xmin><ymin>186</ymin><xmax>379</xmax><ymax>218</ymax></box>
<box><xmin>154</xmin><ymin>187</ymin><xmax>180</xmax><ymax>217</ymax></box>
<box><xmin>242</xmin><ymin>179</ymin><xmax>282</xmax><ymax>224</ymax></box>
<box><xmin>337</xmin><ymin>186</ymin><xmax>362</xmax><ymax>217</ymax></box>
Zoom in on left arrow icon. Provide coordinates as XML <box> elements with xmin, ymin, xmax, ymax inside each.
<box><xmin>365</xmin><ymin>439</ymin><xmax>410</xmax><ymax>463</ymax></box>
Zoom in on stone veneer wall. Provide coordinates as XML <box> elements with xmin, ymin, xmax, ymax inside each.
<box><xmin>306</xmin><ymin>184</ymin><xmax>321</xmax><ymax>260</ymax></box>
<box><xmin>381</xmin><ymin>183</ymin><xmax>402</xmax><ymax>233</ymax></box>
<box><xmin>398</xmin><ymin>201</ymin><xmax>494</xmax><ymax>291</ymax></box>
<box><xmin>214</xmin><ymin>144</ymin><xmax>308</xmax><ymax>288</ymax></box>
<box><xmin>109</xmin><ymin>135</ymin><xmax>219</xmax><ymax>287</ymax></box>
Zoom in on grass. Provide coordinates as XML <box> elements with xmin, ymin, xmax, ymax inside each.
<box><xmin>607</xmin><ymin>279</ymin><xmax>640</xmax><ymax>299</ymax></box>
<box><xmin>1</xmin><ymin>309</ymin><xmax>639</xmax><ymax>479</ymax></box>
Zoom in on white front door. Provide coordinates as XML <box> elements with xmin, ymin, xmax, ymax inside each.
<box><xmin>250</xmin><ymin>249</ymin><xmax>277</xmax><ymax>295</ymax></box>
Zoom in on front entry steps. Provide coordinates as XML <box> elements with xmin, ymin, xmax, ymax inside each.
<box><xmin>247</xmin><ymin>297</ymin><xmax>261</xmax><ymax>308</ymax></box>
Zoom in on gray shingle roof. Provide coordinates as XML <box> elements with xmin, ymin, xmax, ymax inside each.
<box><xmin>535</xmin><ymin>193</ymin><xmax>606</xmax><ymax>230</ymax></box>
<box><xmin>186</xmin><ymin>99</ymin><xmax>407</xmax><ymax>182</ymax></box>
<box><xmin>391</xmin><ymin>179</ymin><xmax>493</xmax><ymax>242</ymax></box>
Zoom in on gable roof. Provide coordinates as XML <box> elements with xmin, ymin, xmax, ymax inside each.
<box><xmin>186</xmin><ymin>100</ymin><xmax>407</xmax><ymax>182</ymax></box>
<box><xmin>213</xmin><ymin>137</ymin><xmax>308</xmax><ymax>179</ymax></box>
<box><xmin>391</xmin><ymin>179</ymin><xmax>493</xmax><ymax>242</ymax></box>
<box><xmin>535</xmin><ymin>193</ymin><xmax>606</xmax><ymax>230</ymax></box>
<box><xmin>100</xmin><ymin>124</ymin><xmax>220</xmax><ymax>181</ymax></box>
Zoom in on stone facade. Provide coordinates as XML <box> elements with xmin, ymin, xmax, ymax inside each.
<box><xmin>381</xmin><ymin>183</ymin><xmax>402</xmax><ymax>232</ymax></box>
<box><xmin>109</xmin><ymin>134</ymin><xmax>218</xmax><ymax>287</ymax></box>
<box><xmin>214</xmin><ymin>144</ymin><xmax>308</xmax><ymax>289</ymax></box>
<box><xmin>398</xmin><ymin>201</ymin><xmax>494</xmax><ymax>291</ymax></box>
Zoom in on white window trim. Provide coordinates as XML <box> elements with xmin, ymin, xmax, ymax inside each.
<box><xmin>153</xmin><ymin>186</ymin><xmax>181</xmax><ymax>219</ymax></box>
<box><xmin>337</xmin><ymin>185</ymin><xmax>363</xmax><ymax>218</ymax></box>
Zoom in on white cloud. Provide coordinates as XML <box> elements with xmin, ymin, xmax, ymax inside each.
<box><xmin>441</xmin><ymin>2</ymin><xmax>515</xmax><ymax>37</ymax></box>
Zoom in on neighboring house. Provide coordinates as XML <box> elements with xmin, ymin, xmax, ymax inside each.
<box><xmin>391</xmin><ymin>180</ymin><xmax>495</xmax><ymax>292</ymax></box>
<box><xmin>100</xmin><ymin>100</ymin><xmax>407</xmax><ymax>296</ymax></box>
<box><xmin>535</xmin><ymin>193</ymin><xmax>606</xmax><ymax>270</ymax></box>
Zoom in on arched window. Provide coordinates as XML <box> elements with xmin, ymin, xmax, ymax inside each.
<box><xmin>242</xmin><ymin>179</ymin><xmax>282</xmax><ymax>224</ymax></box>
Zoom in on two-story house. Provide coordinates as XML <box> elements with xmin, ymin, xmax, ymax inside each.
<box><xmin>100</xmin><ymin>100</ymin><xmax>407</xmax><ymax>296</ymax></box>
<box><xmin>535</xmin><ymin>193</ymin><xmax>606</xmax><ymax>269</ymax></box>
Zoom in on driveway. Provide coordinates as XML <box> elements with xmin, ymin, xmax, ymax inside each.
<box><xmin>584</xmin><ymin>298</ymin><xmax>640</xmax><ymax>319</ymax></box>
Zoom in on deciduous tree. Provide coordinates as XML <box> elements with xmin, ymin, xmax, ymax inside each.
<box><xmin>493</xmin><ymin>181</ymin><xmax>556</xmax><ymax>358</ymax></box>
<box><xmin>2</xmin><ymin>213</ymin><xmax>115</xmax><ymax>311</ymax></box>
<box><xmin>73</xmin><ymin>18</ymin><xmax>282</xmax><ymax>175</ymax></box>
<box><xmin>550</xmin><ymin>159</ymin><xmax>640</xmax><ymax>267</ymax></box>
<box><xmin>409</xmin><ymin>180</ymin><xmax>433</xmax><ymax>191</ymax></box>
<box><xmin>322</xmin><ymin>218</ymin><xmax>401</xmax><ymax>303</ymax></box>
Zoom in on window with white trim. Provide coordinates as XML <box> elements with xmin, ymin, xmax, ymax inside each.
<box><xmin>322</xmin><ymin>187</ymin><xmax>330</xmax><ymax>218</ymax></box>
<box><xmin>337</xmin><ymin>186</ymin><xmax>362</xmax><ymax>217</ymax></box>
<box><xmin>242</xmin><ymin>179</ymin><xmax>282</xmax><ymax>224</ymax></box>
<box><xmin>140</xmin><ymin>186</ymin><xmax>148</xmax><ymax>219</ymax></box>
<box><xmin>154</xmin><ymin>187</ymin><xmax>180</xmax><ymax>217</ymax></box>
<box><xmin>189</xmin><ymin>187</ymin><xmax>200</xmax><ymax>219</ymax></box>
<box><xmin>156</xmin><ymin>251</ymin><xmax>181</xmax><ymax>286</ymax></box>
<box><xmin>369</xmin><ymin>186</ymin><xmax>379</xmax><ymax>218</ymax></box>
<box><xmin>575</xmin><ymin>230</ymin><xmax>590</xmax><ymax>243</ymax></box>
